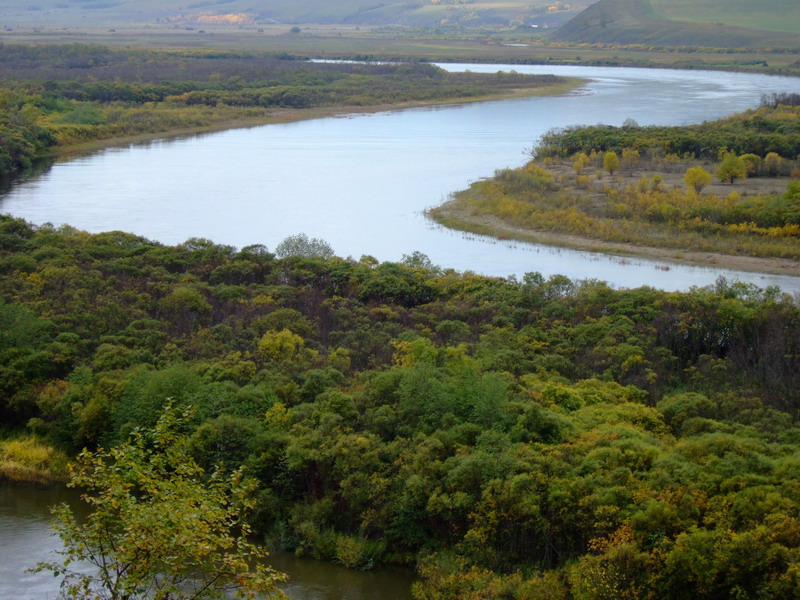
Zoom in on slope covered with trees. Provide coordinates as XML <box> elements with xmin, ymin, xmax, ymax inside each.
<box><xmin>1</xmin><ymin>217</ymin><xmax>799</xmax><ymax>598</ymax></box>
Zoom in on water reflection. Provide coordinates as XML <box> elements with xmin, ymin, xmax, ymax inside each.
<box><xmin>270</xmin><ymin>553</ymin><xmax>415</xmax><ymax>600</ymax></box>
<box><xmin>0</xmin><ymin>483</ymin><xmax>415</xmax><ymax>600</ymax></box>
<box><xmin>0</xmin><ymin>484</ymin><xmax>77</xmax><ymax>600</ymax></box>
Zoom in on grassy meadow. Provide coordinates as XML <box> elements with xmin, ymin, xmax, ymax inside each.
<box><xmin>648</xmin><ymin>0</ymin><xmax>800</xmax><ymax>34</ymax></box>
<box><xmin>0</xmin><ymin>0</ymin><xmax>589</xmax><ymax>29</ymax></box>
<box><xmin>553</xmin><ymin>0</ymin><xmax>800</xmax><ymax>48</ymax></box>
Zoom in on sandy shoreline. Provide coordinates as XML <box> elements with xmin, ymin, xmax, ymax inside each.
<box><xmin>430</xmin><ymin>199</ymin><xmax>800</xmax><ymax>279</ymax></box>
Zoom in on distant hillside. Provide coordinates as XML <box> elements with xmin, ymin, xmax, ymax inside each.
<box><xmin>553</xmin><ymin>0</ymin><xmax>800</xmax><ymax>47</ymax></box>
<box><xmin>0</xmin><ymin>0</ymin><xmax>592</xmax><ymax>29</ymax></box>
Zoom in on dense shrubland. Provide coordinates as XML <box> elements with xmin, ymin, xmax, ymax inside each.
<box><xmin>437</xmin><ymin>104</ymin><xmax>800</xmax><ymax>260</ymax></box>
<box><xmin>1</xmin><ymin>215</ymin><xmax>799</xmax><ymax>598</ymax></box>
<box><xmin>535</xmin><ymin>103</ymin><xmax>800</xmax><ymax>161</ymax></box>
<box><xmin>0</xmin><ymin>43</ymin><xmax>565</xmax><ymax>178</ymax></box>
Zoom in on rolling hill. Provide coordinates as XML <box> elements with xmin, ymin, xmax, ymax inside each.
<box><xmin>0</xmin><ymin>0</ymin><xmax>591</xmax><ymax>29</ymax></box>
<box><xmin>553</xmin><ymin>0</ymin><xmax>800</xmax><ymax>47</ymax></box>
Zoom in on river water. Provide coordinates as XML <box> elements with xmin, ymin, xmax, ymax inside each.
<box><xmin>1</xmin><ymin>64</ymin><xmax>799</xmax><ymax>292</ymax></box>
<box><xmin>0</xmin><ymin>483</ymin><xmax>416</xmax><ymax>600</ymax></box>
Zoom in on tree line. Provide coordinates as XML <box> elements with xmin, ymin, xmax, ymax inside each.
<box><xmin>1</xmin><ymin>216</ymin><xmax>799</xmax><ymax>598</ymax></box>
<box><xmin>535</xmin><ymin>104</ymin><xmax>800</xmax><ymax>161</ymax></box>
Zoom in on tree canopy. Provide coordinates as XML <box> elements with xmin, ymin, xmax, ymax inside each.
<box><xmin>0</xmin><ymin>216</ymin><xmax>797</xmax><ymax>600</ymax></box>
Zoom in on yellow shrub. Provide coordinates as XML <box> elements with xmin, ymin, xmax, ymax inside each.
<box><xmin>0</xmin><ymin>437</ymin><xmax>68</xmax><ymax>483</ymax></box>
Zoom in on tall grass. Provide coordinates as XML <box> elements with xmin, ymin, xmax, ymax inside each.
<box><xmin>0</xmin><ymin>437</ymin><xmax>68</xmax><ymax>484</ymax></box>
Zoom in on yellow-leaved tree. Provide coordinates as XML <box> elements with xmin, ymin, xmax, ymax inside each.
<box><xmin>684</xmin><ymin>166</ymin><xmax>712</xmax><ymax>193</ymax></box>
<box><xmin>34</xmin><ymin>404</ymin><xmax>287</xmax><ymax>600</ymax></box>
<box><xmin>603</xmin><ymin>151</ymin><xmax>620</xmax><ymax>175</ymax></box>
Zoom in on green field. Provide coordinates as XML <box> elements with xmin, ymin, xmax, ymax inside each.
<box><xmin>649</xmin><ymin>0</ymin><xmax>800</xmax><ymax>34</ymax></box>
<box><xmin>3</xmin><ymin>0</ymin><xmax>800</xmax><ymax>69</ymax></box>
<box><xmin>554</xmin><ymin>0</ymin><xmax>800</xmax><ymax>47</ymax></box>
<box><xmin>0</xmin><ymin>0</ymin><xmax>590</xmax><ymax>29</ymax></box>
<box><xmin>3</xmin><ymin>0</ymin><xmax>799</xmax><ymax>50</ymax></box>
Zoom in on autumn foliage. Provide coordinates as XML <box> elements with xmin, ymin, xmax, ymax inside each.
<box><xmin>1</xmin><ymin>216</ymin><xmax>799</xmax><ymax>599</ymax></box>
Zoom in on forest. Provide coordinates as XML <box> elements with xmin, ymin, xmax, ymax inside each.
<box><xmin>433</xmin><ymin>99</ymin><xmax>800</xmax><ymax>263</ymax></box>
<box><xmin>0</xmin><ymin>43</ymin><xmax>567</xmax><ymax>179</ymax></box>
<box><xmin>1</xmin><ymin>217</ymin><xmax>799</xmax><ymax>599</ymax></box>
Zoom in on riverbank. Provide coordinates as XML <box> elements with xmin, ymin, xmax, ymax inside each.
<box><xmin>0</xmin><ymin>438</ymin><xmax>68</xmax><ymax>485</ymax></box>
<box><xmin>429</xmin><ymin>197</ymin><xmax>800</xmax><ymax>278</ymax></box>
<box><xmin>51</xmin><ymin>78</ymin><xmax>585</xmax><ymax>160</ymax></box>
<box><xmin>428</xmin><ymin>102</ymin><xmax>800</xmax><ymax>279</ymax></box>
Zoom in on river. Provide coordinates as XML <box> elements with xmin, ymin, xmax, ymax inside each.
<box><xmin>0</xmin><ymin>483</ymin><xmax>416</xmax><ymax>600</ymax></box>
<box><xmin>1</xmin><ymin>64</ymin><xmax>799</xmax><ymax>292</ymax></box>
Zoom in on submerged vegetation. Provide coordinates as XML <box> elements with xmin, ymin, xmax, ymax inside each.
<box><xmin>433</xmin><ymin>102</ymin><xmax>800</xmax><ymax>264</ymax></box>
<box><xmin>0</xmin><ymin>43</ymin><xmax>569</xmax><ymax>180</ymax></box>
<box><xmin>2</xmin><ymin>215</ymin><xmax>800</xmax><ymax>598</ymax></box>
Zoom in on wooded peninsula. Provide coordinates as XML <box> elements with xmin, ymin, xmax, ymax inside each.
<box><xmin>432</xmin><ymin>95</ymin><xmax>800</xmax><ymax>276</ymax></box>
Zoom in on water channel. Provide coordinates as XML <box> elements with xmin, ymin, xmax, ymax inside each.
<box><xmin>0</xmin><ymin>483</ymin><xmax>416</xmax><ymax>600</ymax></box>
<box><xmin>1</xmin><ymin>64</ymin><xmax>799</xmax><ymax>292</ymax></box>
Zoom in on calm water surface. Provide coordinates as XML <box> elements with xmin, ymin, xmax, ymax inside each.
<box><xmin>1</xmin><ymin>64</ymin><xmax>799</xmax><ymax>292</ymax></box>
<box><xmin>0</xmin><ymin>483</ymin><xmax>415</xmax><ymax>600</ymax></box>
